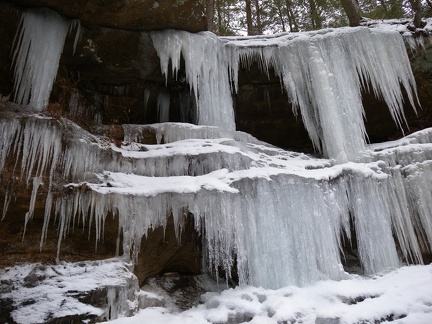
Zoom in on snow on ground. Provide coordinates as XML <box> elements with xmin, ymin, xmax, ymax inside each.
<box><xmin>111</xmin><ymin>264</ymin><xmax>432</xmax><ymax>324</ymax></box>
<box><xmin>1</xmin><ymin>261</ymin><xmax>431</xmax><ymax>324</ymax></box>
<box><xmin>0</xmin><ymin>259</ymin><xmax>139</xmax><ymax>323</ymax></box>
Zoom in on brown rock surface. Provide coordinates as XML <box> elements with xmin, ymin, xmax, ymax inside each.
<box><xmin>2</xmin><ymin>0</ymin><xmax>206</xmax><ymax>32</ymax></box>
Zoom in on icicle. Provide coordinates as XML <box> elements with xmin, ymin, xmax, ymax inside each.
<box><xmin>151</xmin><ymin>28</ymin><xmax>417</xmax><ymax>161</ymax></box>
<box><xmin>0</xmin><ymin>118</ymin><xmax>21</xmax><ymax>172</ymax></box>
<box><xmin>22</xmin><ymin>176</ymin><xmax>43</xmax><ymax>239</ymax></box>
<box><xmin>404</xmin><ymin>161</ymin><xmax>432</xmax><ymax>252</ymax></box>
<box><xmin>69</xmin><ymin>19</ymin><xmax>82</xmax><ymax>55</ymax></box>
<box><xmin>143</xmin><ymin>87</ymin><xmax>150</xmax><ymax>119</ymax></box>
<box><xmin>347</xmin><ymin>174</ymin><xmax>400</xmax><ymax>274</ymax></box>
<box><xmin>157</xmin><ymin>88</ymin><xmax>170</xmax><ymax>122</ymax></box>
<box><xmin>386</xmin><ymin>167</ymin><xmax>423</xmax><ymax>264</ymax></box>
<box><xmin>150</xmin><ymin>31</ymin><xmax>236</xmax><ymax>131</ymax></box>
<box><xmin>223</xmin><ymin>28</ymin><xmax>417</xmax><ymax>161</ymax></box>
<box><xmin>12</xmin><ymin>8</ymin><xmax>70</xmax><ymax>110</ymax></box>
<box><xmin>2</xmin><ymin>191</ymin><xmax>12</xmax><ymax>221</ymax></box>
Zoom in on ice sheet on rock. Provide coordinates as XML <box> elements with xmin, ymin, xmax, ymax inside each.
<box><xmin>90</xmin><ymin>169</ymin><xmax>238</xmax><ymax>196</ymax></box>
<box><xmin>12</xmin><ymin>8</ymin><xmax>70</xmax><ymax>110</ymax></box>
<box><xmin>363</xmin><ymin>17</ymin><xmax>432</xmax><ymax>49</ymax></box>
<box><xmin>123</xmin><ymin>123</ymin><xmax>261</xmax><ymax>145</ymax></box>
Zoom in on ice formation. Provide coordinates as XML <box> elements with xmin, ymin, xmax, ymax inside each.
<box><xmin>151</xmin><ymin>27</ymin><xmax>417</xmax><ymax>162</ymax></box>
<box><xmin>157</xmin><ymin>88</ymin><xmax>171</xmax><ymax>122</ymax></box>
<box><xmin>1</xmin><ymin>108</ymin><xmax>432</xmax><ymax>289</ymax></box>
<box><xmin>11</xmin><ymin>8</ymin><xmax>78</xmax><ymax>111</ymax></box>
<box><xmin>2</xmin><ymin>18</ymin><xmax>431</xmax><ymax>292</ymax></box>
<box><xmin>150</xmin><ymin>31</ymin><xmax>236</xmax><ymax>131</ymax></box>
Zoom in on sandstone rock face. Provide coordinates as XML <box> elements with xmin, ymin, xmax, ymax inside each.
<box><xmin>2</xmin><ymin>0</ymin><xmax>206</xmax><ymax>32</ymax></box>
<box><xmin>135</xmin><ymin>215</ymin><xmax>201</xmax><ymax>286</ymax></box>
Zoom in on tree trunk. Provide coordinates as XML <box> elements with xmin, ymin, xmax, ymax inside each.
<box><xmin>254</xmin><ymin>0</ymin><xmax>262</xmax><ymax>34</ymax></box>
<box><xmin>216</xmin><ymin>0</ymin><xmax>222</xmax><ymax>34</ymax></box>
<box><xmin>206</xmin><ymin>0</ymin><xmax>215</xmax><ymax>32</ymax></box>
<box><xmin>409</xmin><ymin>0</ymin><xmax>423</xmax><ymax>28</ymax></box>
<box><xmin>285</xmin><ymin>0</ymin><xmax>299</xmax><ymax>32</ymax></box>
<box><xmin>340</xmin><ymin>0</ymin><xmax>363</xmax><ymax>26</ymax></box>
<box><xmin>309</xmin><ymin>0</ymin><xmax>322</xmax><ymax>29</ymax></box>
<box><xmin>245</xmin><ymin>0</ymin><xmax>254</xmax><ymax>35</ymax></box>
<box><xmin>277</xmin><ymin>5</ymin><xmax>286</xmax><ymax>32</ymax></box>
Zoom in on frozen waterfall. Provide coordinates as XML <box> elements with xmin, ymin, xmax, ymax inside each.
<box><xmin>9</xmin><ymin>10</ymin><xmax>417</xmax><ymax>162</ymax></box>
<box><xmin>151</xmin><ymin>27</ymin><xmax>417</xmax><ymax>162</ymax></box>
<box><xmin>2</xmin><ymin>110</ymin><xmax>432</xmax><ymax>288</ymax></box>
<box><xmin>2</xmin><ymin>15</ymin><xmax>431</xmax><ymax>291</ymax></box>
<box><xmin>151</xmin><ymin>31</ymin><xmax>236</xmax><ymax>131</ymax></box>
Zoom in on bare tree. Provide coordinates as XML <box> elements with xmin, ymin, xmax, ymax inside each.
<box><xmin>339</xmin><ymin>0</ymin><xmax>363</xmax><ymax>26</ymax></box>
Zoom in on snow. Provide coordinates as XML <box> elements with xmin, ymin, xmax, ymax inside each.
<box><xmin>0</xmin><ymin>259</ymin><xmax>139</xmax><ymax>323</ymax></box>
<box><xmin>2</xmin><ymin>261</ymin><xmax>431</xmax><ymax>324</ymax></box>
<box><xmin>108</xmin><ymin>264</ymin><xmax>432</xmax><ymax>324</ymax></box>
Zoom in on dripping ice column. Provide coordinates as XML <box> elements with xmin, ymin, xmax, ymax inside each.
<box><xmin>225</xmin><ymin>28</ymin><xmax>417</xmax><ymax>162</ymax></box>
<box><xmin>12</xmin><ymin>8</ymin><xmax>71</xmax><ymax>110</ymax></box>
<box><xmin>150</xmin><ymin>30</ymin><xmax>236</xmax><ymax>131</ymax></box>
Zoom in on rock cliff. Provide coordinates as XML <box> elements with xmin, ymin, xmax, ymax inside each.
<box><xmin>1</xmin><ymin>0</ymin><xmax>432</xmax><ymax>301</ymax></box>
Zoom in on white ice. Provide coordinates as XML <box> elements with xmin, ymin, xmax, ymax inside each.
<box><xmin>11</xmin><ymin>8</ymin><xmax>72</xmax><ymax>110</ymax></box>
<box><xmin>151</xmin><ymin>26</ymin><xmax>418</xmax><ymax>162</ymax></box>
<box><xmin>2</xmin><ymin>17</ymin><xmax>432</xmax><ymax>309</ymax></box>
<box><xmin>2</xmin><ymin>110</ymin><xmax>432</xmax><ymax>289</ymax></box>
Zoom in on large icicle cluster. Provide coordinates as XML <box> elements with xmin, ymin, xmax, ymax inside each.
<box><xmin>150</xmin><ymin>31</ymin><xmax>236</xmax><ymax>131</ymax></box>
<box><xmin>11</xmin><ymin>8</ymin><xmax>78</xmax><ymax>111</ymax></box>
<box><xmin>151</xmin><ymin>27</ymin><xmax>417</xmax><ymax>162</ymax></box>
<box><xmin>1</xmin><ymin>109</ymin><xmax>432</xmax><ymax>289</ymax></box>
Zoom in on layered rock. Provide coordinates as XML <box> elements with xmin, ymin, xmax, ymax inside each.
<box><xmin>2</xmin><ymin>0</ymin><xmax>206</xmax><ymax>32</ymax></box>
